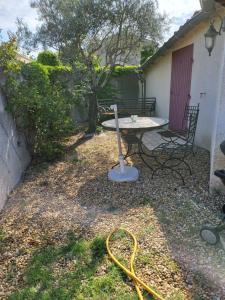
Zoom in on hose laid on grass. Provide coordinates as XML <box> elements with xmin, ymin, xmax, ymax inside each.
<box><xmin>106</xmin><ymin>228</ymin><xmax>166</xmax><ymax>300</ymax></box>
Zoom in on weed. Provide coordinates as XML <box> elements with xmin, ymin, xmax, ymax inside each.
<box><xmin>167</xmin><ymin>289</ymin><xmax>185</xmax><ymax>300</ymax></box>
<box><xmin>110</xmin><ymin>229</ymin><xmax>127</xmax><ymax>241</ymax></box>
<box><xmin>141</xmin><ymin>197</ymin><xmax>153</xmax><ymax>206</ymax></box>
<box><xmin>95</xmin><ymin>126</ymin><xmax>103</xmax><ymax>134</ymax></box>
<box><xmin>137</xmin><ymin>253</ymin><xmax>152</xmax><ymax>266</ymax></box>
<box><xmin>162</xmin><ymin>255</ymin><xmax>178</xmax><ymax>273</ymax></box>
<box><xmin>143</xmin><ymin>225</ymin><xmax>156</xmax><ymax>235</ymax></box>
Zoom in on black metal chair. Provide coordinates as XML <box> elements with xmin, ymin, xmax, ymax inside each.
<box><xmin>151</xmin><ymin>104</ymin><xmax>200</xmax><ymax>184</ymax></box>
<box><xmin>159</xmin><ymin>104</ymin><xmax>200</xmax><ymax>154</ymax></box>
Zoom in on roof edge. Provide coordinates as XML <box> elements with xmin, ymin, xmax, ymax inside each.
<box><xmin>141</xmin><ymin>11</ymin><xmax>211</xmax><ymax>71</ymax></box>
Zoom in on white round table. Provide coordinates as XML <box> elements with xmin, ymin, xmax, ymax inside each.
<box><xmin>102</xmin><ymin>117</ymin><xmax>168</xmax><ymax>131</ymax></box>
<box><xmin>102</xmin><ymin>117</ymin><xmax>168</xmax><ymax>170</ymax></box>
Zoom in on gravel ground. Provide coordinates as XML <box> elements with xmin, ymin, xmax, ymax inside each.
<box><xmin>0</xmin><ymin>130</ymin><xmax>225</xmax><ymax>299</ymax></box>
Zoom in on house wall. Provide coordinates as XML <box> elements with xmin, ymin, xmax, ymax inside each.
<box><xmin>143</xmin><ymin>19</ymin><xmax>224</xmax><ymax>150</ymax></box>
<box><xmin>0</xmin><ymin>86</ymin><xmax>30</xmax><ymax>210</ymax></box>
<box><xmin>210</xmin><ymin>33</ymin><xmax>225</xmax><ymax>193</ymax></box>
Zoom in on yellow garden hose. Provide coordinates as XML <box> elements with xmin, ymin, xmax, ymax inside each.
<box><xmin>106</xmin><ymin>228</ymin><xmax>166</xmax><ymax>300</ymax></box>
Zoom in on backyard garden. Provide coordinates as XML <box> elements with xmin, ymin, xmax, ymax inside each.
<box><xmin>1</xmin><ymin>0</ymin><xmax>225</xmax><ymax>299</ymax></box>
<box><xmin>1</xmin><ymin>128</ymin><xmax>225</xmax><ymax>299</ymax></box>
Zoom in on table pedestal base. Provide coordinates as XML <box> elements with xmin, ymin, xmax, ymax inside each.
<box><xmin>108</xmin><ymin>166</ymin><xmax>139</xmax><ymax>182</ymax></box>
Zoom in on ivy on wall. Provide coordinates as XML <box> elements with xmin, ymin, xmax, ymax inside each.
<box><xmin>96</xmin><ymin>65</ymin><xmax>141</xmax><ymax>100</ymax></box>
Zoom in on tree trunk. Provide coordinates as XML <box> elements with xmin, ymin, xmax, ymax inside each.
<box><xmin>87</xmin><ymin>92</ymin><xmax>98</xmax><ymax>133</ymax></box>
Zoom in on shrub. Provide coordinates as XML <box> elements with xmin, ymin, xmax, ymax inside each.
<box><xmin>5</xmin><ymin>62</ymin><xmax>76</xmax><ymax>160</ymax></box>
<box><xmin>37</xmin><ymin>50</ymin><xmax>60</xmax><ymax>66</ymax></box>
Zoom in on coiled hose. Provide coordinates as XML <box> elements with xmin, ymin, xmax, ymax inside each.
<box><xmin>106</xmin><ymin>228</ymin><xmax>166</xmax><ymax>300</ymax></box>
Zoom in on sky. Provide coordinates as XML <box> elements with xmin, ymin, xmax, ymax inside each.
<box><xmin>0</xmin><ymin>0</ymin><xmax>201</xmax><ymax>42</ymax></box>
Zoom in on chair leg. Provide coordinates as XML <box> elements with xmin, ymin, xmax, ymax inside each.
<box><xmin>182</xmin><ymin>159</ymin><xmax>192</xmax><ymax>175</ymax></box>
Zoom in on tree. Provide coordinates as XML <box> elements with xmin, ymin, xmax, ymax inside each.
<box><xmin>37</xmin><ymin>50</ymin><xmax>60</xmax><ymax>66</ymax></box>
<box><xmin>16</xmin><ymin>0</ymin><xmax>167</xmax><ymax>133</ymax></box>
<box><xmin>140</xmin><ymin>42</ymin><xmax>159</xmax><ymax>65</ymax></box>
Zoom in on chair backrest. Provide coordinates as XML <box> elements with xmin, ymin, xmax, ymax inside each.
<box><xmin>183</xmin><ymin>104</ymin><xmax>200</xmax><ymax>145</ymax></box>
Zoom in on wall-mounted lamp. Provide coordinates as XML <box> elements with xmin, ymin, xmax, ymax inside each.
<box><xmin>200</xmin><ymin>0</ymin><xmax>225</xmax><ymax>56</ymax></box>
<box><xmin>204</xmin><ymin>17</ymin><xmax>225</xmax><ymax>56</ymax></box>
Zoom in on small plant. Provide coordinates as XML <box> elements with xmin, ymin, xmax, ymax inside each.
<box><xmin>110</xmin><ymin>229</ymin><xmax>127</xmax><ymax>241</ymax></box>
<box><xmin>95</xmin><ymin>125</ymin><xmax>103</xmax><ymax>134</ymax></box>
<box><xmin>71</xmin><ymin>157</ymin><xmax>79</xmax><ymax>163</ymax></box>
<box><xmin>143</xmin><ymin>224</ymin><xmax>156</xmax><ymax>234</ymax></box>
<box><xmin>167</xmin><ymin>289</ymin><xmax>185</xmax><ymax>300</ymax></box>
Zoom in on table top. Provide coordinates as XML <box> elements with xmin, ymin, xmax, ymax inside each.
<box><xmin>102</xmin><ymin>117</ymin><xmax>168</xmax><ymax>130</ymax></box>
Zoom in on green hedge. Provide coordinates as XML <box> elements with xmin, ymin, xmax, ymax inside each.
<box><xmin>111</xmin><ymin>65</ymin><xmax>140</xmax><ymax>76</ymax></box>
<box><xmin>5</xmin><ymin>61</ymin><xmax>78</xmax><ymax>161</ymax></box>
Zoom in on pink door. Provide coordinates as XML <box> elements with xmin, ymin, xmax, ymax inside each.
<box><xmin>169</xmin><ymin>44</ymin><xmax>193</xmax><ymax>131</ymax></box>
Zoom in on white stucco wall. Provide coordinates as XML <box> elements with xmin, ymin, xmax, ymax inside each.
<box><xmin>210</xmin><ymin>34</ymin><xmax>225</xmax><ymax>193</ymax></box>
<box><xmin>144</xmin><ymin>18</ymin><xmax>224</xmax><ymax>150</ymax></box>
<box><xmin>0</xmin><ymin>88</ymin><xmax>30</xmax><ymax>210</ymax></box>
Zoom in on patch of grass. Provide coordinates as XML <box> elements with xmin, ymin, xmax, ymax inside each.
<box><xmin>0</xmin><ymin>229</ymin><xmax>7</xmax><ymax>250</ymax></box>
<box><xmin>0</xmin><ymin>229</ymin><xmax>6</xmax><ymax>243</ymax></box>
<box><xmin>140</xmin><ymin>197</ymin><xmax>153</xmax><ymax>206</ymax></box>
<box><xmin>167</xmin><ymin>289</ymin><xmax>185</xmax><ymax>300</ymax></box>
<box><xmin>9</xmin><ymin>234</ymin><xmax>138</xmax><ymax>300</ymax></box>
<box><xmin>91</xmin><ymin>236</ymin><xmax>106</xmax><ymax>259</ymax></box>
<box><xmin>164</xmin><ymin>258</ymin><xmax>178</xmax><ymax>273</ymax></box>
<box><xmin>110</xmin><ymin>229</ymin><xmax>127</xmax><ymax>241</ymax></box>
<box><xmin>137</xmin><ymin>253</ymin><xmax>152</xmax><ymax>266</ymax></box>
<box><xmin>143</xmin><ymin>224</ymin><xmax>156</xmax><ymax>235</ymax></box>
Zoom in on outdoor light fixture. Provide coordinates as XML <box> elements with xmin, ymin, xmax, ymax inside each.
<box><xmin>199</xmin><ymin>0</ymin><xmax>225</xmax><ymax>55</ymax></box>
<box><xmin>204</xmin><ymin>17</ymin><xmax>225</xmax><ymax>56</ymax></box>
<box><xmin>205</xmin><ymin>21</ymin><xmax>219</xmax><ymax>56</ymax></box>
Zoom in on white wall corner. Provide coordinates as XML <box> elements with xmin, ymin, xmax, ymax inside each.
<box><xmin>210</xmin><ymin>37</ymin><xmax>225</xmax><ymax>194</ymax></box>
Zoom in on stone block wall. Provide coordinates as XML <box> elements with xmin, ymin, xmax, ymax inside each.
<box><xmin>0</xmin><ymin>88</ymin><xmax>30</xmax><ymax>210</ymax></box>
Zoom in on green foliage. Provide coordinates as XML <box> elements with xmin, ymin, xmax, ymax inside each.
<box><xmin>16</xmin><ymin>0</ymin><xmax>167</xmax><ymax>132</ymax></box>
<box><xmin>90</xmin><ymin>236</ymin><xmax>106</xmax><ymax>259</ymax></box>
<box><xmin>0</xmin><ymin>36</ymin><xmax>21</xmax><ymax>72</ymax></box>
<box><xmin>37</xmin><ymin>50</ymin><xmax>60</xmax><ymax>66</ymax></box>
<box><xmin>140</xmin><ymin>42</ymin><xmax>159</xmax><ymax>65</ymax></box>
<box><xmin>9</xmin><ymin>235</ymin><xmax>137</xmax><ymax>300</ymax></box>
<box><xmin>3</xmin><ymin>56</ymin><xmax>78</xmax><ymax>160</ymax></box>
<box><xmin>96</xmin><ymin>80</ymin><xmax>118</xmax><ymax>100</ymax></box>
<box><xmin>111</xmin><ymin>65</ymin><xmax>139</xmax><ymax>76</ymax></box>
<box><xmin>97</xmin><ymin>65</ymin><xmax>140</xmax><ymax>101</ymax></box>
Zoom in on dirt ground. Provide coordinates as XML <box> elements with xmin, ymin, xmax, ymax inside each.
<box><xmin>0</xmin><ymin>130</ymin><xmax>225</xmax><ymax>299</ymax></box>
